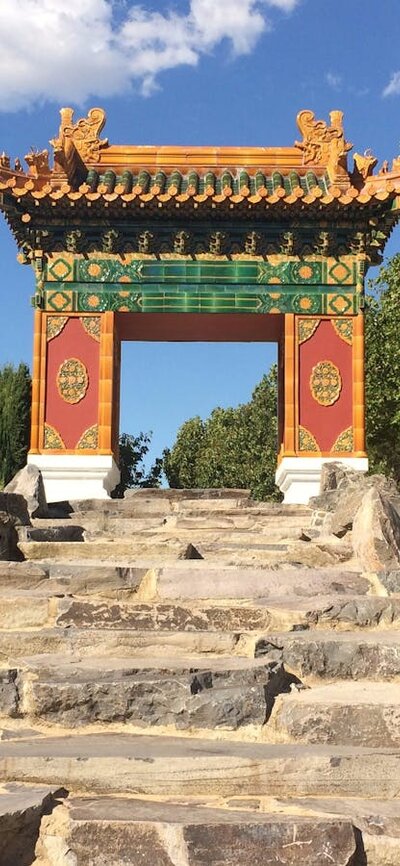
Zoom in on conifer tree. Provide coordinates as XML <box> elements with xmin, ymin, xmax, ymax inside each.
<box><xmin>0</xmin><ymin>363</ymin><xmax>31</xmax><ymax>488</ymax></box>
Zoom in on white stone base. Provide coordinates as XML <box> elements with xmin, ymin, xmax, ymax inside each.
<box><xmin>275</xmin><ymin>457</ymin><xmax>369</xmax><ymax>505</ymax></box>
<box><xmin>27</xmin><ymin>454</ymin><xmax>120</xmax><ymax>503</ymax></box>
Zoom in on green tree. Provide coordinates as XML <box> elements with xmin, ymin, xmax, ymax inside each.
<box><xmin>0</xmin><ymin>363</ymin><xmax>31</xmax><ymax>489</ymax></box>
<box><xmin>365</xmin><ymin>253</ymin><xmax>400</xmax><ymax>480</ymax></box>
<box><xmin>163</xmin><ymin>417</ymin><xmax>205</xmax><ymax>489</ymax></box>
<box><xmin>112</xmin><ymin>431</ymin><xmax>163</xmax><ymax>498</ymax></box>
<box><xmin>164</xmin><ymin>366</ymin><xmax>279</xmax><ymax>500</ymax></box>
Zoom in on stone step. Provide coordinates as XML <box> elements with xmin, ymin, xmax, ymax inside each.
<box><xmin>16</xmin><ymin>654</ymin><xmax>294</xmax><ymax>729</ymax></box>
<box><xmin>1</xmin><ymin>589</ymin><xmax>399</xmax><ymax>636</ymax></box>
<box><xmin>269</xmin><ymin>681</ymin><xmax>400</xmax><ymax>747</ymax></box>
<box><xmin>0</xmin><ymin>734</ymin><xmax>399</xmax><ymax>799</ymax></box>
<box><xmin>82</xmin><ymin>524</ymin><xmax>305</xmax><ymax>542</ymax></box>
<box><xmin>18</xmin><ymin>525</ymin><xmax>84</xmax><ymax>543</ymax></box>
<box><xmin>0</xmin><ymin>627</ymin><xmax>246</xmax><ymax>660</ymax></box>
<box><xmin>18</xmin><ymin>539</ymin><xmax>198</xmax><ymax>563</ymax></box>
<box><xmin>35</xmin><ymin>795</ymin><xmax>358</xmax><ymax>866</ymax></box>
<box><xmin>256</xmin><ymin>629</ymin><xmax>400</xmax><ymax>681</ymax></box>
<box><xmin>38</xmin><ymin>508</ymin><xmax>312</xmax><ymax>535</ymax></box>
<box><xmin>68</xmin><ymin>493</ymin><xmax>310</xmax><ymax>516</ymax></box>
<box><xmin>34</xmin><ymin>594</ymin><xmax>400</xmax><ymax>632</ymax></box>
<box><xmin>152</xmin><ymin>564</ymin><xmax>370</xmax><ymax>601</ymax></box>
<box><xmin>17</xmin><ymin>539</ymin><xmax>353</xmax><ymax>569</ymax></box>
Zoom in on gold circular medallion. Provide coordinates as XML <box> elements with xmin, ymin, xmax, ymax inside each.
<box><xmin>310</xmin><ymin>360</ymin><xmax>342</xmax><ymax>406</ymax></box>
<box><xmin>57</xmin><ymin>358</ymin><xmax>89</xmax><ymax>404</ymax></box>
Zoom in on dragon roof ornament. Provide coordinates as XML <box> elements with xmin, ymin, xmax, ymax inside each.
<box><xmin>51</xmin><ymin>107</ymin><xmax>108</xmax><ymax>170</ymax></box>
<box><xmin>295</xmin><ymin>110</ymin><xmax>353</xmax><ymax>184</ymax></box>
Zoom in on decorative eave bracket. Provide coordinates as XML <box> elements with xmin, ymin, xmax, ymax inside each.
<box><xmin>50</xmin><ymin>107</ymin><xmax>108</xmax><ymax>188</ymax></box>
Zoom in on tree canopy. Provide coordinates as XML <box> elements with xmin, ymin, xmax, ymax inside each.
<box><xmin>112</xmin><ymin>431</ymin><xmax>162</xmax><ymax>498</ymax></box>
<box><xmin>0</xmin><ymin>363</ymin><xmax>31</xmax><ymax>489</ymax></box>
<box><xmin>163</xmin><ymin>366</ymin><xmax>279</xmax><ymax>500</ymax></box>
<box><xmin>365</xmin><ymin>253</ymin><xmax>400</xmax><ymax>481</ymax></box>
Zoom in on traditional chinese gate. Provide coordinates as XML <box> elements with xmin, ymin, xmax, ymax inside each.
<box><xmin>1</xmin><ymin>107</ymin><xmax>399</xmax><ymax>502</ymax></box>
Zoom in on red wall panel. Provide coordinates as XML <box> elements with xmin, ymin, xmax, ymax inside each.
<box><xmin>299</xmin><ymin>320</ymin><xmax>352</xmax><ymax>451</ymax></box>
<box><xmin>45</xmin><ymin>318</ymin><xmax>100</xmax><ymax>449</ymax></box>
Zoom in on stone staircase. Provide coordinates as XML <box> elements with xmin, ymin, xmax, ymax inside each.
<box><xmin>0</xmin><ymin>489</ymin><xmax>399</xmax><ymax>865</ymax></box>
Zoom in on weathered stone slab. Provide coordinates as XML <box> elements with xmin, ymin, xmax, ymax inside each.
<box><xmin>17</xmin><ymin>539</ymin><xmax>202</xmax><ymax>563</ymax></box>
<box><xmin>38</xmin><ymin>797</ymin><xmax>358</xmax><ymax>866</ymax></box>
<box><xmin>156</xmin><ymin>565</ymin><xmax>369</xmax><ymax>601</ymax></box>
<box><xmin>48</xmin><ymin>563</ymin><xmax>147</xmax><ymax>597</ymax></box>
<box><xmin>0</xmin><ymin>595</ymin><xmax>49</xmax><ymax>628</ymax></box>
<box><xmin>20</xmin><ymin>524</ymin><xmax>84</xmax><ymax>543</ymax></box>
<box><xmin>55</xmin><ymin>598</ymin><xmax>273</xmax><ymax>632</ymax></box>
<box><xmin>21</xmin><ymin>655</ymin><xmax>286</xmax><ymax>729</ymax></box>
<box><xmin>0</xmin><ymin>734</ymin><xmax>399</xmax><ymax>798</ymax></box>
<box><xmin>256</xmin><ymin>630</ymin><xmax>400</xmax><ymax>680</ymax></box>
<box><xmin>0</xmin><ymin>561</ymin><xmax>48</xmax><ymax>589</ymax></box>
<box><xmin>1</xmin><ymin>628</ymin><xmax>242</xmax><ymax>661</ymax></box>
<box><xmin>270</xmin><ymin>681</ymin><xmax>400</xmax><ymax>746</ymax></box>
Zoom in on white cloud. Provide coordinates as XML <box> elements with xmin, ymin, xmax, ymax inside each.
<box><xmin>383</xmin><ymin>72</ymin><xmax>400</xmax><ymax>97</ymax></box>
<box><xmin>0</xmin><ymin>0</ymin><xmax>301</xmax><ymax>111</ymax></box>
<box><xmin>263</xmin><ymin>0</ymin><xmax>300</xmax><ymax>10</ymax></box>
<box><xmin>326</xmin><ymin>72</ymin><xmax>342</xmax><ymax>90</ymax></box>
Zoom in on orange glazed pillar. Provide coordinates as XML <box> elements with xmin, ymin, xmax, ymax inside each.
<box><xmin>275</xmin><ymin>313</ymin><xmax>368</xmax><ymax>503</ymax></box>
<box><xmin>28</xmin><ymin>311</ymin><xmax>120</xmax><ymax>502</ymax></box>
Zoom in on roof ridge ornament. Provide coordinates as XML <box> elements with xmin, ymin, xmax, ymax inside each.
<box><xmin>51</xmin><ymin>107</ymin><xmax>108</xmax><ymax>166</ymax></box>
<box><xmin>352</xmin><ymin>150</ymin><xmax>378</xmax><ymax>184</ymax></box>
<box><xmin>25</xmin><ymin>148</ymin><xmax>51</xmax><ymax>178</ymax></box>
<box><xmin>295</xmin><ymin>109</ymin><xmax>352</xmax><ymax>185</ymax></box>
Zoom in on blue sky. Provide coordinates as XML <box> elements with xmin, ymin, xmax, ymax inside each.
<box><xmin>1</xmin><ymin>0</ymin><xmax>400</xmax><ymax>468</ymax></box>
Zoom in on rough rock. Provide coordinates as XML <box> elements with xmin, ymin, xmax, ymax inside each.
<box><xmin>269</xmin><ymin>682</ymin><xmax>400</xmax><ymax>746</ymax></box>
<box><xmin>309</xmin><ymin>462</ymin><xmax>398</xmax><ymax>535</ymax></box>
<box><xmin>319</xmin><ymin>462</ymin><xmax>355</xmax><ymax>492</ymax></box>
<box><xmin>0</xmin><ymin>671</ymin><xmax>19</xmax><ymax>717</ymax></box>
<box><xmin>304</xmin><ymin>596</ymin><xmax>400</xmax><ymax>629</ymax></box>
<box><xmin>0</xmin><ymin>492</ymin><xmax>30</xmax><ymax>561</ymax></box>
<box><xmin>377</xmin><ymin>571</ymin><xmax>400</xmax><ymax>594</ymax></box>
<box><xmin>277</xmin><ymin>797</ymin><xmax>400</xmax><ymax>866</ymax></box>
<box><xmin>256</xmin><ymin>630</ymin><xmax>400</xmax><ymax>680</ymax></box>
<box><xmin>352</xmin><ymin>487</ymin><xmax>400</xmax><ymax>571</ymax></box>
<box><xmin>0</xmin><ymin>783</ymin><xmax>64</xmax><ymax>866</ymax></box>
<box><xmin>4</xmin><ymin>465</ymin><xmax>48</xmax><ymax>519</ymax></box>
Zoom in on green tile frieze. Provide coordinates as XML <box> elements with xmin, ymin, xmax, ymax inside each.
<box><xmin>40</xmin><ymin>284</ymin><xmax>361</xmax><ymax>316</ymax></box>
<box><xmin>63</xmin><ymin>257</ymin><xmax>358</xmax><ymax>287</ymax></box>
